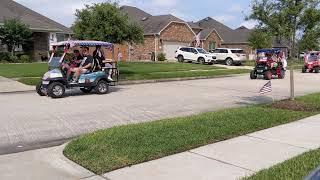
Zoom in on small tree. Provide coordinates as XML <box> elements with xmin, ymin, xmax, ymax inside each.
<box><xmin>72</xmin><ymin>2</ymin><xmax>144</xmax><ymax>44</ymax></box>
<box><xmin>248</xmin><ymin>29</ymin><xmax>273</xmax><ymax>49</ymax></box>
<box><xmin>0</xmin><ymin>19</ymin><xmax>32</xmax><ymax>56</ymax></box>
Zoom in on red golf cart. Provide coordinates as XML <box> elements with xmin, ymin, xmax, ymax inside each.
<box><xmin>302</xmin><ymin>51</ymin><xmax>320</xmax><ymax>73</ymax></box>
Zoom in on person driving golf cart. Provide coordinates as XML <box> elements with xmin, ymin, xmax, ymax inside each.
<box><xmin>36</xmin><ymin>40</ymin><xmax>119</xmax><ymax>98</ymax></box>
<box><xmin>250</xmin><ymin>48</ymin><xmax>286</xmax><ymax>80</ymax></box>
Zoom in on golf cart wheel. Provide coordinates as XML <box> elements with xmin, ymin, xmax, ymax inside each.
<box><xmin>47</xmin><ymin>82</ymin><xmax>65</xmax><ymax>98</ymax></box>
<box><xmin>302</xmin><ymin>66</ymin><xmax>307</xmax><ymax>73</ymax></box>
<box><xmin>36</xmin><ymin>82</ymin><xmax>46</xmax><ymax>96</ymax></box>
<box><xmin>95</xmin><ymin>80</ymin><xmax>109</xmax><ymax>94</ymax></box>
<box><xmin>264</xmin><ymin>71</ymin><xmax>272</xmax><ymax>80</ymax></box>
<box><xmin>177</xmin><ymin>55</ymin><xmax>184</xmax><ymax>63</ymax></box>
<box><xmin>315</xmin><ymin>67</ymin><xmax>319</xmax><ymax>73</ymax></box>
<box><xmin>80</xmin><ymin>87</ymin><xmax>93</xmax><ymax>93</ymax></box>
<box><xmin>226</xmin><ymin>58</ymin><xmax>233</xmax><ymax>66</ymax></box>
<box><xmin>250</xmin><ymin>70</ymin><xmax>257</xmax><ymax>79</ymax></box>
<box><xmin>198</xmin><ymin>57</ymin><xmax>206</xmax><ymax>65</ymax></box>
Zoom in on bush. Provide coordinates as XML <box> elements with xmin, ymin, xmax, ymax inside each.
<box><xmin>0</xmin><ymin>52</ymin><xmax>11</xmax><ymax>62</ymax></box>
<box><xmin>157</xmin><ymin>53</ymin><xmax>166</xmax><ymax>61</ymax></box>
<box><xmin>9</xmin><ymin>55</ymin><xmax>19</xmax><ymax>63</ymax></box>
<box><xmin>19</xmin><ymin>55</ymin><xmax>32</xmax><ymax>63</ymax></box>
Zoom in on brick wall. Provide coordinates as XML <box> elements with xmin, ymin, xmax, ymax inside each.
<box><xmin>160</xmin><ymin>22</ymin><xmax>194</xmax><ymax>43</ymax></box>
<box><xmin>130</xmin><ymin>35</ymin><xmax>156</xmax><ymax>61</ymax></box>
<box><xmin>221</xmin><ymin>43</ymin><xmax>254</xmax><ymax>59</ymax></box>
<box><xmin>202</xmin><ymin>31</ymin><xmax>222</xmax><ymax>51</ymax></box>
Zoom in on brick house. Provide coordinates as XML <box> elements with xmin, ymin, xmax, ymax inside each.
<box><xmin>120</xmin><ymin>6</ymin><xmax>196</xmax><ymax>61</ymax></box>
<box><xmin>0</xmin><ymin>0</ymin><xmax>72</xmax><ymax>60</ymax></box>
<box><xmin>196</xmin><ymin>17</ymin><xmax>290</xmax><ymax>59</ymax></box>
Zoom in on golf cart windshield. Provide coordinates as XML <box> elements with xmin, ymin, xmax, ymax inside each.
<box><xmin>49</xmin><ymin>57</ymin><xmax>62</xmax><ymax>68</ymax></box>
<box><xmin>308</xmin><ymin>53</ymin><xmax>318</xmax><ymax>62</ymax></box>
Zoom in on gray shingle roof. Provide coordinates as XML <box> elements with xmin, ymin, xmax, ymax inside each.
<box><xmin>187</xmin><ymin>22</ymin><xmax>202</xmax><ymax>30</ymax></box>
<box><xmin>120</xmin><ymin>5</ymin><xmax>186</xmax><ymax>35</ymax></box>
<box><xmin>197</xmin><ymin>17</ymin><xmax>235</xmax><ymax>43</ymax></box>
<box><xmin>0</xmin><ymin>0</ymin><xmax>72</xmax><ymax>34</ymax></box>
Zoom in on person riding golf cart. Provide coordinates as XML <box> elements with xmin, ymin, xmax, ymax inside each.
<box><xmin>250</xmin><ymin>49</ymin><xmax>286</xmax><ymax>80</ymax></box>
<box><xmin>36</xmin><ymin>40</ymin><xmax>119</xmax><ymax>98</ymax></box>
<box><xmin>302</xmin><ymin>51</ymin><xmax>320</xmax><ymax>73</ymax></box>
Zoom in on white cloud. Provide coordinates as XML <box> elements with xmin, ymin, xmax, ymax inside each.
<box><xmin>239</xmin><ymin>20</ymin><xmax>257</xmax><ymax>29</ymax></box>
<box><xmin>212</xmin><ymin>15</ymin><xmax>237</xmax><ymax>23</ymax></box>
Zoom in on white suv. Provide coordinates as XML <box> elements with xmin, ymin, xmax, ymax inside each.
<box><xmin>209</xmin><ymin>48</ymin><xmax>247</xmax><ymax>66</ymax></box>
<box><xmin>175</xmin><ymin>47</ymin><xmax>216</xmax><ymax>65</ymax></box>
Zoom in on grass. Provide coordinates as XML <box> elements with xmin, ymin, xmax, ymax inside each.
<box><xmin>243</xmin><ymin>148</ymin><xmax>320</xmax><ymax>180</ymax></box>
<box><xmin>17</xmin><ymin>77</ymin><xmax>42</xmax><ymax>86</ymax></box>
<box><xmin>63</xmin><ymin>93</ymin><xmax>320</xmax><ymax>175</ymax></box>
<box><xmin>0</xmin><ymin>63</ymin><xmax>48</xmax><ymax>78</ymax></box>
<box><xmin>0</xmin><ymin>62</ymin><xmax>249</xmax><ymax>85</ymax></box>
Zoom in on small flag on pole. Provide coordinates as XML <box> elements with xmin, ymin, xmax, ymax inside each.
<box><xmin>259</xmin><ymin>81</ymin><xmax>272</xmax><ymax>94</ymax></box>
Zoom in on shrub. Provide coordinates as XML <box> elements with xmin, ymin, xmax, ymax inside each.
<box><xmin>157</xmin><ymin>53</ymin><xmax>166</xmax><ymax>61</ymax></box>
<box><xmin>20</xmin><ymin>55</ymin><xmax>32</xmax><ymax>63</ymax></box>
<box><xmin>0</xmin><ymin>52</ymin><xmax>11</xmax><ymax>61</ymax></box>
<box><xmin>9</xmin><ymin>55</ymin><xmax>19</xmax><ymax>63</ymax></box>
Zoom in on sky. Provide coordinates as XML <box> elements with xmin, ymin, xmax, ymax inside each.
<box><xmin>15</xmin><ymin>0</ymin><xmax>257</xmax><ymax>29</ymax></box>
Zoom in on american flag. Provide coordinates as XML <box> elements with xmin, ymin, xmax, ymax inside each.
<box><xmin>259</xmin><ymin>81</ymin><xmax>272</xmax><ymax>94</ymax></box>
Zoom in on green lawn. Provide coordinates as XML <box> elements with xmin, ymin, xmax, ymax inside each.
<box><xmin>243</xmin><ymin>148</ymin><xmax>320</xmax><ymax>180</ymax></box>
<box><xmin>0</xmin><ymin>62</ymin><xmax>249</xmax><ymax>85</ymax></box>
<box><xmin>63</xmin><ymin>93</ymin><xmax>320</xmax><ymax>175</ymax></box>
<box><xmin>0</xmin><ymin>63</ymin><xmax>48</xmax><ymax>78</ymax></box>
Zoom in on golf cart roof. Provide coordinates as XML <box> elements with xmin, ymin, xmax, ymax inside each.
<box><xmin>51</xmin><ymin>40</ymin><xmax>113</xmax><ymax>49</ymax></box>
<box><xmin>256</xmin><ymin>48</ymin><xmax>281</xmax><ymax>54</ymax></box>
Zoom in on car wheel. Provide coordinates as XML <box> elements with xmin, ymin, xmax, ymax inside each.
<box><xmin>315</xmin><ymin>67</ymin><xmax>319</xmax><ymax>73</ymax></box>
<box><xmin>250</xmin><ymin>70</ymin><xmax>257</xmax><ymax>79</ymax></box>
<box><xmin>264</xmin><ymin>71</ymin><xmax>272</xmax><ymax>80</ymax></box>
<box><xmin>177</xmin><ymin>55</ymin><xmax>184</xmax><ymax>63</ymax></box>
<box><xmin>95</xmin><ymin>80</ymin><xmax>109</xmax><ymax>94</ymax></box>
<box><xmin>302</xmin><ymin>66</ymin><xmax>307</xmax><ymax>73</ymax></box>
<box><xmin>36</xmin><ymin>82</ymin><xmax>46</xmax><ymax>96</ymax></box>
<box><xmin>80</xmin><ymin>87</ymin><xmax>93</xmax><ymax>93</ymax></box>
<box><xmin>198</xmin><ymin>57</ymin><xmax>206</xmax><ymax>65</ymax></box>
<box><xmin>47</xmin><ymin>82</ymin><xmax>65</xmax><ymax>98</ymax></box>
<box><xmin>226</xmin><ymin>58</ymin><xmax>233</xmax><ymax>66</ymax></box>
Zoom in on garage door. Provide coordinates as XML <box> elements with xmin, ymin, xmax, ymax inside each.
<box><xmin>163</xmin><ymin>41</ymin><xmax>189</xmax><ymax>61</ymax></box>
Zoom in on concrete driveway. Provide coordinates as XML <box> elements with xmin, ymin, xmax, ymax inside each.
<box><xmin>1</xmin><ymin>71</ymin><xmax>320</xmax><ymax>154</ymax></box>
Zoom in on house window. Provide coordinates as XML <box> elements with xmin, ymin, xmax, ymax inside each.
<box><xmin>209</xmin><ymin>42</ymin><xmax>216</xmax><ymax>51</ymax></box>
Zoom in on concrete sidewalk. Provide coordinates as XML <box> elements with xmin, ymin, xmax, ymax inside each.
<box><xmin>1</xmin><ymin>114</ymin><xmax>319</xmax><ymax>180</ymax></box>
<box><xmin>104</xmin><ymin>115</ymin><xmax>320</xmax><ymax>180</ymax></box>
<box><xmin>0</xmin><ymin>76</ymin><xmax>34</xmax><ymax>93</ymax></box>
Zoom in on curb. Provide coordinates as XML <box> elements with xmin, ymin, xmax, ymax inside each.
<box><xmin>118</xmin><ymin>74</ymin><xmax>244</xmax><ymax>85</ymax></box>
<box><xmin>0</xmin><ymin>73</ymin><xmax>246</xmax><ymax>94</ymax></box>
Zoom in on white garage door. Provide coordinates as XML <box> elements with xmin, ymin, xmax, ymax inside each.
<box><xmin>163</xmin><ymin>41</ymin><xmax>189</xmax><ymax>61</ymax></box>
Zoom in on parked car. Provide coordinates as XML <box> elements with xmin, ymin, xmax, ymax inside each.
<box><xmin>209</xmin><ymin>48</ymin><xmax>246</xmax><ymax>66</ymax></box>
<box><xmin>175</xmin><ymin>47</ymin><xmax>216</xmax><ymax>65</ymax></box>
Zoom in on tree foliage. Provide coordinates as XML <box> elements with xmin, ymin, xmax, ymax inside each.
<box><xmin>247</xmin><ymin>0</ymin><xmax>320</xmax><ymax>53</ymax></box>
<box><xmin>72</xmin><ymin>2</ymin><xmax>144</xmax><ymax>44</ymax></box>
<box><xmin>0</xmin><ymin>19</ymin><xmax>32</xmax><ymax>56</ymax></box>
<box><xmin>248</xmin><ymin>29</ymin><xmax>273</xmax><ymax>49</ymax></box>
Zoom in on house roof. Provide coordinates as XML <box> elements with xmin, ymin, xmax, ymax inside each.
<box><xmin>0</xmin><ymin>0</ymin><xmax>72</xmax><ymax>34</ymax></box>
<box><xmin>187</xmin><ymin>22</ymin><xmax>202</xmax><ymax>30</ymax></box>
<box><xmin>197</xmin><ymin>17</ymin><xmax>235</xmax><ymax>43</ymax></box>
<box><xmin>120</xmin><ymin>5</ymin><xmax>190</xmax><ymax>35</ymax></box>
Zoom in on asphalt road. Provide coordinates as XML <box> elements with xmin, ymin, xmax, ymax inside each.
<box><xmin>1</xmin><ymin>72</ymin><xmax>320</xmax><ymax>155</ymax></box>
